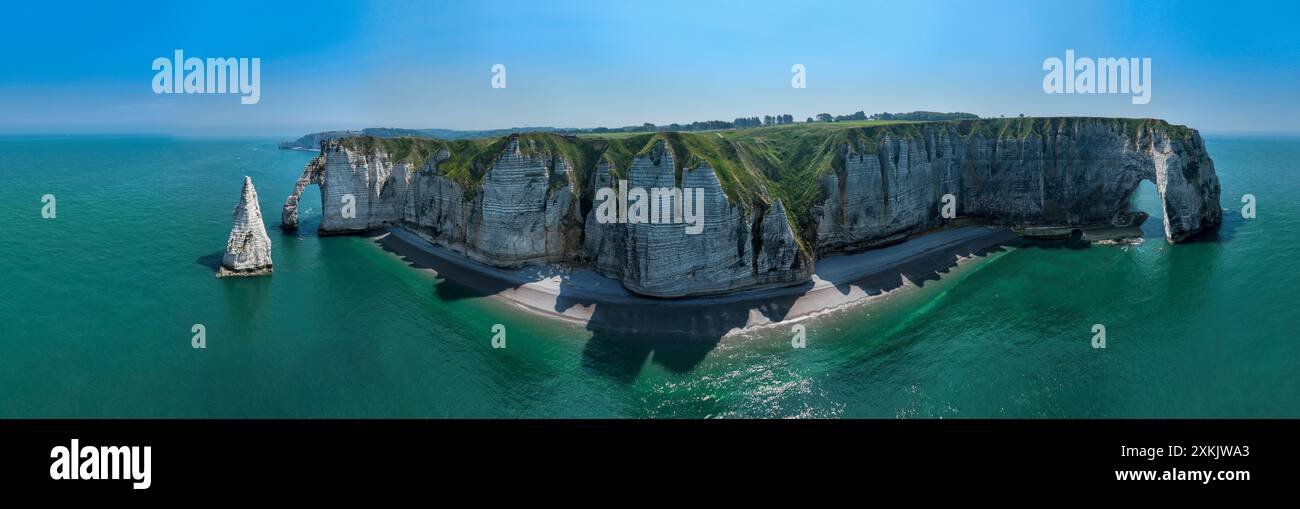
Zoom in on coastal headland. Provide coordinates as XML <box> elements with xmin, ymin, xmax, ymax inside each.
<box><xmin>277</xmin><ymin>117</ymin><xmax>1222</xmax><ymax>335</ymax></box>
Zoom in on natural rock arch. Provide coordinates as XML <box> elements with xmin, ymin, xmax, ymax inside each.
<box><xmin>280</xmin><ymin>154</ymin><xmax>324</xmax><ymax>231</ymax></box>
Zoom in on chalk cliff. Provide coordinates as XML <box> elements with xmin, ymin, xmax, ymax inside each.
<box><xmin>582</xmin><ymin>142</ymin><xmax>810</xmax><ymax>297</ymax></box>
<box><xmin>285</xmin><ymin>137</ymin><xmax>583</xmax><ymax>265</ymax></box>
<box><xmin>813</xmin><ymin>118</ymin><xmax>1223</xmax><ymax>253</ymax></box>
<box><xmin>281</xmin><ymin>118</ymin><xmax>1221</xmax><ymax>297</ymax></box>
<box><xmin>219</xmin><ymin>176</ymin><xmax>273</xmax><ymax>277</ymax></box>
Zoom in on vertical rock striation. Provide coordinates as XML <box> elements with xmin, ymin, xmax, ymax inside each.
<box><xmin>811</xmin><ymin>119</ymin><xmax>1222</xmax><ymax>253</ymax></box>
<box><xmin>581</xmin><ymin>141</ymin><xmax>810</xmax><ymax>297</ymax></box>
<box><xmin>219</xmin><ymin>176</ymin><xmax>273</xmax><ymax>277</ymax></box>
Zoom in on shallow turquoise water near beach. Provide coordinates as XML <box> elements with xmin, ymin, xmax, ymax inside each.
<box><xmin>0</xmin><ymin>135</ymin><xmax>1296</xmax><ymax>418</ymax></box>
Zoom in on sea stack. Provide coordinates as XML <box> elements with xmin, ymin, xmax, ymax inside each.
<box><xmin>218</xmin><ymin>176</ymin><xmax>273</xmax><ymax>277</ymax></box>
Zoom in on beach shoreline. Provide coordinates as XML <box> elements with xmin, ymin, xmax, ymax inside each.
<box><xmin>369</xmin><ymin>225</ymin><xmax>1019</xmax><ymax>339</ymax></box>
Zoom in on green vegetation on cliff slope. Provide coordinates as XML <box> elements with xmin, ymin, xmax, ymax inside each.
<box><xmin>338</xmin><ymin>117</ymin><xmax>1196</xmax><ymax>250</ymax></box>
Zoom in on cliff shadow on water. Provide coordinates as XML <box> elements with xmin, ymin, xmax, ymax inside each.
<box><xmin>560</xmin><ymin>281</ymin><xmax>808</xmax><ymax>383</ymax></box>
<box><xmin>568</xmin><ymin>246</ymin><xmax>1006</xmax><ymax>384</ymax></box>
<box><xmin>195</xmin><ymin>250</ymin><xmax>225</xmax><ymax>271</ymax></box>
<box><xmin>563</xmin><ymin>228</ymin><xmax>1023</xmax><ymax>381</ymax></box>
<box><xmin>359</xmin><ymin>225</ymin><xmax>1028</xmax><ymax>381</ymax></box>
<box><xmin>197</xmin><ymin>248</ymin><xmax>274</xmax><ymax>324</ymax></box>
<box><xmin>1179</xmin><ymin>218</ymin><xmax>1233</xmax><ymax>244</ymax></box>
<box><xmin>367</xmin><ymin>229</ymin><xmax>752</xmax><ymax>378</ymax></box>
<box><xmin>368</xmin><ymin>227</ymin><xmax>819</xmax><ymax>378</ymax></box>
<box><xmin>369</xmin><ymin>231</ymin><xmax>521</xmax><ymax>302</ymax></box>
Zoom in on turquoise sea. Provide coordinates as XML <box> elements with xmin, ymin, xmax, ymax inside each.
<box><xmin>0</xmin><ymin>134</ymin><xmax>1296</xmax><ymax>418</ymax></box>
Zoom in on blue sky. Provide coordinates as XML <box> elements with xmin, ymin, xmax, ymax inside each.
<box><xmin>3</xmin><ymin>0</ymin><xmax>1297</xmax><ymax>135</ymax></box>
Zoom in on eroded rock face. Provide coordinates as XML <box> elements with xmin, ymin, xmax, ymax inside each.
<box><xmin>283</xmin><ymin>120</ymin><xmax>1221</xmax><ymax>297</ymax></box>
<box><xmin>290</xmin><ymin>138</ymin><xmax>582</xmax><ymax>266</ymax></box>
<box><xmin>1151</xmin><ymin>133</ymin><xmax>1223</xmax><ymax>241</ymax></box>
<box><xmin>400</xmin><ymin>139</ymin><xmax>583</xmax><ymax>266</ymax></box>
<box><xmin>219</xmin><ymin>176</ymin><xmax>273</xmax><ymax>277</ymax></box>
<box><xmin>316</xmin><ymin>141</ymin><xmax>414</xmax><ymax>233</ymax></box>
<box><xmin>812</xmin><ymin>122</ymin><xmax>1222</xmax><ymax>253</ymax></box>
<box><xmin>582</xmin><ymin>142</ymin><xmax>811</xmax><ymax>297</ymax></box>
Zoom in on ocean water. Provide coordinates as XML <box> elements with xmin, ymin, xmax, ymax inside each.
<box><xmin>0</xmin><ymin>134</ymin><xmax>1296</xmax><ymax>418</ymax></box>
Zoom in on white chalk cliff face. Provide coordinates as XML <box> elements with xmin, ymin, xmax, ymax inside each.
<box><xmin>282</xmin><ymin>138</ymin><xmax>809</xmax><ymax>297</ymax></box>
<box><xmin>280</xmin><ymin>119</ymin><xmax>1222</xmax><ymax>297</ymax></box>
<box><xmin>284</xmin><ymin>138</ymin><xmax>584</xmax><ymax>265</ymax></box>
<box><xmin>812</xmin><ymin>122</ymin><xmax>1222</xmax><ymax>254</ymax></box>
<box><xmin>219</xmin><ymin>176</ymin><xmax>273</xmax><ymax>277</ymax></box>
<box><xmin>582</xmin><ymin>142</ymin><xmax>811</xmax><ymax>297</ymax></box>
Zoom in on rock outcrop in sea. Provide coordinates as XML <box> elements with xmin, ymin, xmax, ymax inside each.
<box><xmin>219</xmin><ymin>176</ymin><xmax>273</xmax><ymax>277</ymax></box>
<box><xmin>281</xmin><ymin>117</ymin><xmax>1222</xmax><ymax>297</ymax></box>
